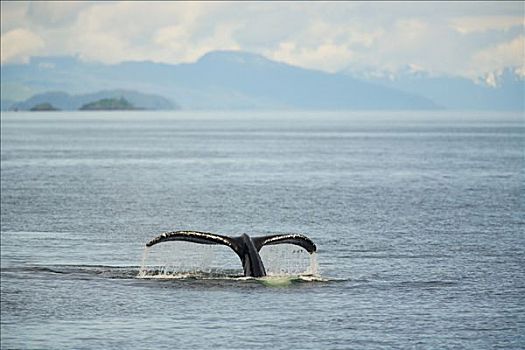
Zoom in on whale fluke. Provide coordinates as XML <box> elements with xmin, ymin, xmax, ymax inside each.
<box><xmin>144</xmin><ymin>230</ymin><xmax>317</xmax><ymax>277</ymax></box>
<box><xmin>146</xmin><ymin>230</ymin><xmax>238</xmax><ymax>249</ymax></box>
<box><xmin>253</xmin><ymin>233</ymin><xmax>316</xmax><ymax>254</ymax></box>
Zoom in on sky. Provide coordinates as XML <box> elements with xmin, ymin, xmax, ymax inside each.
<box><xmin>1</xmin><ymin>1</ymin><xmax>524</xmax><ymax>84</ymax></box>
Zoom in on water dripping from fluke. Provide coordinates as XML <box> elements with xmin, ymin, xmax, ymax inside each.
<box><xmin>137</xmin><ymin>231</ymin><xmax>324</xmax><ymax>282</ymax></box>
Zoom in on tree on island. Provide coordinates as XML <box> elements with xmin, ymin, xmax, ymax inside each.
<box><xmin>30</xmin><ymin>103</ymin><xmax>60</xmax><ymax>111</ymax></box>
<box><xmin>79</xmin><ymin>97</ymin><xmax>141</xmax><ymax>110</ymax></box>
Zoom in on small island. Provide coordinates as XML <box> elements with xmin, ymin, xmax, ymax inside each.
<box><xmin>79</xmin><ymin>97</ymin><xmax>141</xmax><ymax>111</ymax></box>
<box><xmin>30</xmin><ymin>103</ymin><xmax>60</xmax><ymax>111</ymax></box>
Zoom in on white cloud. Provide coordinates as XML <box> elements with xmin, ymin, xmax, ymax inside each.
<box><xmin>470</xmin><ymin>35</ymin><xmax>525</xmax><ymax>86</ymax></box>
<box><xmin>26</xmin><ymin>1</ymin><xmax>91</xmax><ymax>27</ymax></box>
<box><xmin>450</xmin><ymin>16</ymin><xmax>525</xmax><ymax>34</ymax></box>
<box><xmin>36</xmin><ymin>2</ymin><xmax>239</xmax><ymax>64</ymax></box>
<box><xmin>1</xmin><ymin>1</ymin><xmax>29</xmax><ymax>33</ymax></box>
<box><xmin>0</xmin><ymin>1</ymin><xmax>523</xmax><ymax>82</ymax></box>
<box><xmin>515</xmin><ymin>66</ymin><xmax>525</xmax><ymax>78</ymax></box>
<box><xmin>153</xmin><ymin>21</ymin><xmax>241</xmax><ymax>63</ymax></box>
<box><xmin>269</xmin><ymin>42</ymin><xmax>354</xmax><ymax>73</ymax></box>
<box><xmin>1</xmin><ymin>28</ymin><xmax>45</xmax><ymax>64</ymax></box>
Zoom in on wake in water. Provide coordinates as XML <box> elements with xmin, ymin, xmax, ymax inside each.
<box><xmin>137</xmin><ymin>241</ymin><xmax>322</xmax><ymax>282</ymax></box>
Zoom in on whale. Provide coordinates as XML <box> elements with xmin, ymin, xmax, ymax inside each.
<box><xmin>145</xmin><ymin>230</ymin><xmax>317</xmax><ymax>277</ymax></box>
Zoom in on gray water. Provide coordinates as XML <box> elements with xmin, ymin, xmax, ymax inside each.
<box><xmin>1</xmin><ymin>111</ymin><xmax>524</xmax><ymax>349</ymax></box>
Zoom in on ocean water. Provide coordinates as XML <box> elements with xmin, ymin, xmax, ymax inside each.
<box><xmin>1</xmin><ymin>110</ymin><xmax>524</xmax><ymax>349</ymax></box>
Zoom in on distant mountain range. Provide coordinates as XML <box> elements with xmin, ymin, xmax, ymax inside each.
<box><xmin>1</xmin><ymin>50</ymin><xmax>523</xmax><ymax>111</ymax></box>
<box><xmin>7</xmin><ymin>89</ymin><xmax>178</xmax><ymax>111</ymax></box>
<box><xmin>345</xmin><ymin>66</ymin><xmax>524</xmax><ymax>111</ymax></box>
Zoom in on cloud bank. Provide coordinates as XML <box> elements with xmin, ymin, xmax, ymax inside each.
<box><xmin>1</xmin><ymin>1</ymin><xmax>523</xmax><ymax>82</ymax></box>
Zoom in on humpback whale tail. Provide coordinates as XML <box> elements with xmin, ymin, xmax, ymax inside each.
<box><xmin>145</xmin><ymin>230</ymin><xmax>317</xmax><ymax>277</ymax></box>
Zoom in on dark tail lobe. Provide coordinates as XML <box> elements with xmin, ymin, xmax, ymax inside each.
<box><xmin>145</xmin><ymin>230</ymin><xmax>241</xmax><ymax>254</ymax></box>
<box><xmin>253</xmin><ymin>233</ymin><xmax>317</xmax><ymax>253</ymax></box>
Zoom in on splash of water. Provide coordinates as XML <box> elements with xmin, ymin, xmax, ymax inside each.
<box><xmin>137</xmin><ymin>247</ymin><xmax>150</xmax><ymax>278</ymax></box>
<box><xmin>260</xmin><ymin>244</ymin><xmax>320</xmax><ymax>277</ymax></box>
<box><xmin>138</xmin><ymin>241</ymin><xmax>241</xmax><ymax>279</ymax></box>
<box><xmin>308</xmin><ymin>252</ymin><xmax>319</xmax><ymax>275</ymax></box>
<box><xmin>138</xmin><ymin>241</ymin><xmax>320</xmax><ymax>279</ymax></box>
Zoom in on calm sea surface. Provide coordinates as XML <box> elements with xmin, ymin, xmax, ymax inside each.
<box><xmin>1</xmin><ymin>111</ymin><xmax>524</xmax><ymax>349</ymax></box>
